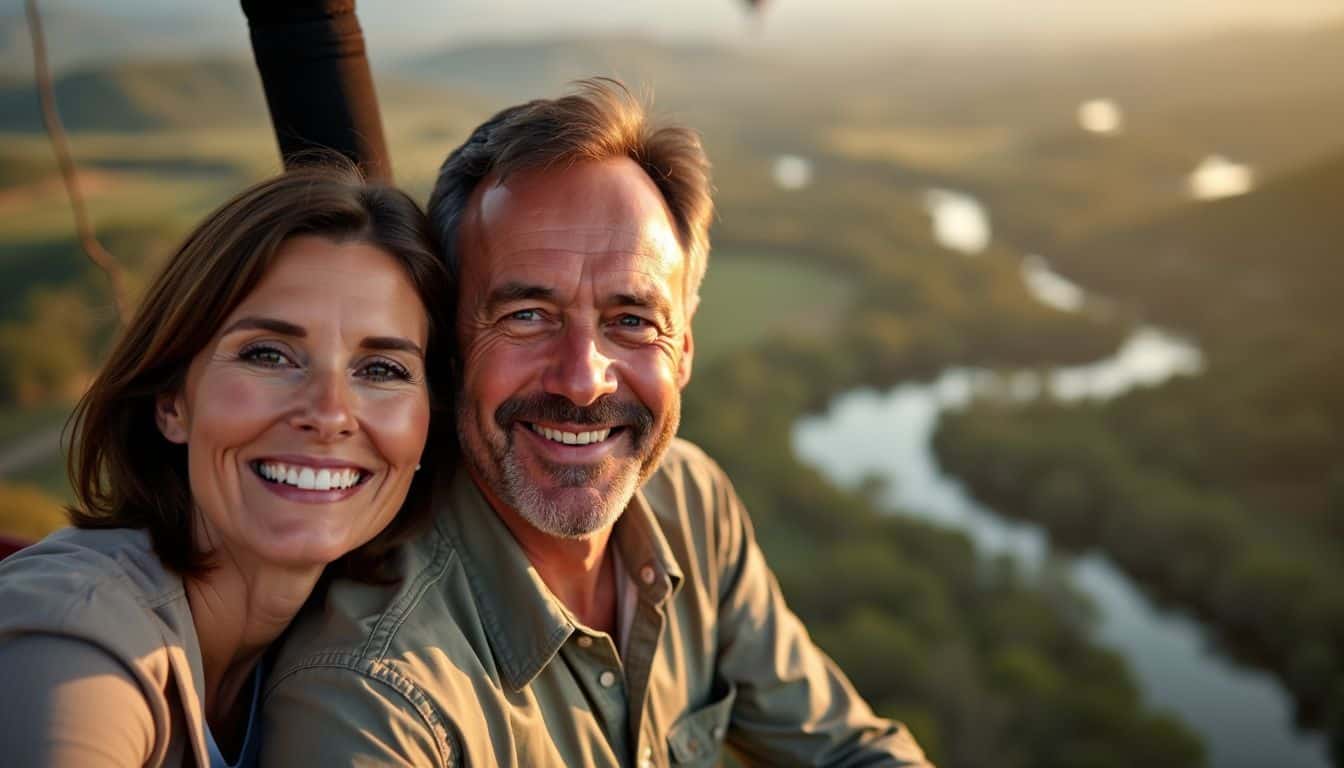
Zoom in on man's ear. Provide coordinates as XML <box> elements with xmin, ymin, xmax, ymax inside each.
<box><xmin>677</xmin><ymin>326</ymin><xmax>695</xmax><ymax>390</ymax></box>
<box><xmin>155</xmin><ymin>392</ymin><xmax>189</xmax><ymax>444</ymax></box>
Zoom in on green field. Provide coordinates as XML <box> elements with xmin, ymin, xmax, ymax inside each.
<box><xmin>692</xmin><ymin>252</ymin><xmax>854</xmax><ymax>366</ymax></box>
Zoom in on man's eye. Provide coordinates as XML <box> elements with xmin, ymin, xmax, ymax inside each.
<box><xmin>239</xmin><ymin>345</ymin><xmax>294</xmax><ymax>367</ymax></box>
<box><xmin>617</xmin><ymin>315</ymin><xmax>648</xmax><ymax>328</ymax></box>
<box><xmin>509</xmin><ymin>309</ymin><xmax>542</xmax><ymax>322</ymax></box>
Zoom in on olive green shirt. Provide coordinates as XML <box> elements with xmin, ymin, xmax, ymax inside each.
<box><xmin>261</xmin><ymin>439</ymin><xmax>931</xmax><ymax>767</ymax></box>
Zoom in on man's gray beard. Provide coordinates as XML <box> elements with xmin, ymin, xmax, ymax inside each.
<box><xmin>498</xmin><ymin>453</ymin><xmax>640</xmax><ymax>539</ymax></box>
<box><xmin>458</xmin><ymin>392</ymin><xmax>681</xmax><ymax>540</ymax></box>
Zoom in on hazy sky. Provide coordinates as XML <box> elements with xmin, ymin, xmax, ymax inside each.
<box><xmin>76</xmin><ymin>0</ymin><xmax>1344</xmax><ymax>52</ymax></box>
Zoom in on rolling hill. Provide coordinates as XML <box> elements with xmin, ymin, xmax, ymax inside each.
<box><xmin>394</xmin><ymin>35</ymin><xmax>762</xmax><ymax>103</ymax></box>
<box><xmin>0</xmin><ymin>57</ymin><xmax>267</xmax><ymax>133</ymax></box>
<box><xmin>1056</xmin><ymin>150</ymin><xmax>1344</xmax><ymax>350</ymax></box>
<box><xmin>0</xmin><ymin>6</ymin><xmax>244</xmax><ymax>78</ymax></box>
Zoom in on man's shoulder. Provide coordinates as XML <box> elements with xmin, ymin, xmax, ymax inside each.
<box><xmin>272</xmin><ymin>524</ymin><xmax>462</xmax><ymax>675</ymax></box>
<box><xmin>640</xmin><ymin>438</ymin><xmax>745</xmax><ymax>566</ymax></box>
<box><xmin>268</xmin><ymin>519</ymin><xmax>501</xmax><ymax>710</ymax></box>
<box><xmin>649</xmin><ymin>437</ymin><xmax>731</xmax><ymax>494</ymax></box>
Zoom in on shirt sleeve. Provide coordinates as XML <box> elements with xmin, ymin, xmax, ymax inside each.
<box><xmin>260</xmin><ymin>662</ymin><xmax>450</xmax><ymax>767</ymax></box>
<box><xmin>709</xmin><ymin>468</ymin><xmax>935</xmax><ymax>767</ymax></box>
<box><xmin>0</xmin><ymin>634</ymin><xmax>156</xmax><ymax>768</ymax></box>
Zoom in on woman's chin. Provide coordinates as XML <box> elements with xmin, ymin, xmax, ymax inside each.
<box><xmin>243</xmin><ymin>526</ymin><xmax>365</xmax><ymax>571</ymax></box>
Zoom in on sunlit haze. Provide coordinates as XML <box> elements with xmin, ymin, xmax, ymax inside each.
<box><xmin>59</xmin><ymin>0</ymin><xmax>1344</xmax><ymax>52</ymax></box>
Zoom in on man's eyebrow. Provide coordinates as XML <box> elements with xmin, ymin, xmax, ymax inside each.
<box><xmin>362</xmin><ymin>336</ymin><xmax>424</xmax><ymax>358</ymax></box>
<box><xmin>221</xmin><ymin>316</ymin><xmax>306</xmax><ymax>337</ymax></box>
<box><xmin>610</xmin><ymin>290</ymin><xmax>673</xmax><ymax>318</ymax></box>
<box><xmin>486</xmin><ymin>282</ymin><xmax>556</xmax><ymax>311</ymax></box>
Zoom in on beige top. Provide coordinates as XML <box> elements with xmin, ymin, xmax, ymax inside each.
<box><xmin>262</xmin><ymin>438</ymin><xmax>932</xmax><ymax>767</ymax></box>
<box><xmin>0</xmin><ymin>526</ymin><xmax>212</xmax><ymax>767</ymax></box>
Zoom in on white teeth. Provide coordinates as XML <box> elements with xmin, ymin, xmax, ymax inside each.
<box><xmin>529</xmin><ymin>425</ymin><xmax>613</xmax><ymax>446</ymax></box>
<box><xmin>257</xmin><ymin>462</ymin><xmax>363</xmax><ymax>491</ymax></box>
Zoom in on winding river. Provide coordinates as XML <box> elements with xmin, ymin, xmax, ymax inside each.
<box><xmin>792</xmin><ymin>192</ymin><xmax>1331</xmax><ymax>768</ymax></box>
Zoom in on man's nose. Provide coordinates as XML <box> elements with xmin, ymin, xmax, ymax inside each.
<box><xmin>543</xmin><ymin>323</ymin><xmax>618</xmax><ymax>407</ymax></box>
<box><xmin>290</xmin><ymin>368</ymin><xmax>358</xmax><ymax>440</ymax></box>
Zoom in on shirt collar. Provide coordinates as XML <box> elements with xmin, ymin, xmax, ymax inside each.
<box><xmin>437</xmin><ymin>469</ymin><xmax>572</xmax><ymax>692</ymax></box>
<box><xmin>436</xmin><ymin>468</ymin><xmax>685</xmax><ymax>692</ymax></box>
<box><xmin>611</xmin><ymin>489</ymin><xmax>684</xmax><ymax>605</ymax></box>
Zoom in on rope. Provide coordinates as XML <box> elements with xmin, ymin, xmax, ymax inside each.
<box><xmin>24</xmin><ymin>0</ymin><xmax>129</xmax><ymax>326</ymax></box>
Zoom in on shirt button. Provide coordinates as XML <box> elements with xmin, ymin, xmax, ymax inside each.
<box><xmin>640</xmin><ymin>565</ymin><xmax>656</xmax><ymax>585</ymax></box>
<box><xmin>576</xmin><ymin>635</ymin><xmax>593</xmax><ymax>648</ymax></box>
<box><xmin>599</xmin><ymin>670</ymin><xmax>617</xmax><ymax>688</ymax></box>
<box><xmin>711</xmin><ymin>725</ymin><xmax>725</xmax><ymax>740</ymax></box>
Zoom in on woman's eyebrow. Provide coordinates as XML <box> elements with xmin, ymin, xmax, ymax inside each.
<box><xmin>221</xmin><ymin>317</ymin><xmax>423</xmax><ymax>357</ymax></box>
<box><xmin>362</xmin><ymin>337</ymin><xmax>424</xmax><ymax>357</ymax></box>
<box><xmin>221</xmin><ymin>316</ymin><xmax>306</xmax><ymax>337</ymax></box>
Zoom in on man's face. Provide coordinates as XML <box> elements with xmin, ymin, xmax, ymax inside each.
<box><xmin>455</xmin><ymin>157</ymin><xmax>694</xmax><ymax>539</ymax></box>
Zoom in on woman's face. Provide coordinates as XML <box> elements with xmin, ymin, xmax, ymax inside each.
<box><xmin>156</xmin><ymin>235</ymin><xmax>431</xmax><ymax>570</ymax></box>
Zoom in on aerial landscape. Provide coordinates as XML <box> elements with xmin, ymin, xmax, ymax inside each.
<box><xmin>1</xmin><ymin>2</ymin><xmax>1342</xmax><ymax>765</ymax></box>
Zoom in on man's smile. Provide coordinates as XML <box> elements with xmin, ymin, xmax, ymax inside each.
<box><xmin>515</xmin><ymin>421</ymin><xmax>627</xmax><ymax>463</ymax></box>
<box><xmin>526</xmin><ymin>423</ymin><xmax>618</xmax><ymax>446</ymax></box>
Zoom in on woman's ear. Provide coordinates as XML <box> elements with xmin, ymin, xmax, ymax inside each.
<box><xmin>155</xmin><ymin>392</ymin><xmax>189</xmax><ymax>444</ymax></box>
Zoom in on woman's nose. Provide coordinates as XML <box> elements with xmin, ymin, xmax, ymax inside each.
<box><xmin>290</xmin><ymin>369</ymin><xmax>358</xmax><ymax>440</ymax></box>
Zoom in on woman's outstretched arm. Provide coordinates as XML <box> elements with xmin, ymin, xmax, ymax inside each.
<box><xmin>0</xmin><ymin>635</ymin><xmax>155</xmax><ymax>767</ymax></box>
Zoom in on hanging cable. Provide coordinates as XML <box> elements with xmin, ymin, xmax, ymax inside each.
<box><xmin>25</xmin><ymin>0</ymin><xmax>129</xmax><ymax>326</ymax></box>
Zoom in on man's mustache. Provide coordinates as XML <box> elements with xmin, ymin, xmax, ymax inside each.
<box><xmin>495</xmin><ymin>393</ymin><xmax>654</xmax><ymax>441</ymax></box>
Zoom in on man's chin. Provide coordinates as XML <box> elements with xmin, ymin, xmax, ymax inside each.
<box><xmin>503</xmin><ymin>464</ymin><xmax>640</xmax><ymax>540</ymax></box>
<box><xmin>517</xmin><ymin>494</ymin><xmax>621</xmax><ymax>540</ymax></box>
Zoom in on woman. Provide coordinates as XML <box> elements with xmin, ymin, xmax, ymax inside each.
<box><xmin>0</xmin><ymin>163</ymin><xmax>453</xmax><ymax>767</ymax></box>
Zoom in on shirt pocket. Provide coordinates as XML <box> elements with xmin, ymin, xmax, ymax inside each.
<box><xmin>666</xmin><ymin>681</ymin><xmax>736</xmax><ymax>766</ymax></box>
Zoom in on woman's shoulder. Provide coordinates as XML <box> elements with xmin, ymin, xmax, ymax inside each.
<box><xmin>0</xmin><ymin>528</ymin><xmax>203</xmax><ymax>767</ymax></box>
<box><xmin>0</xmin><ymin>526</ymin><xmax>189</xmax><ymax>649</ymax></box>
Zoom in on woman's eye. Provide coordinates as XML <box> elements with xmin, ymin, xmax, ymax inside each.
<box><xmin>240</xmin><ymin>345</ymin><xmax>294</xmax><ymax>367</ymax></box>
<box><xmin>359</xmin><ymin>359</ymin><xmax>412</xmax><ymax>383</ymax></box>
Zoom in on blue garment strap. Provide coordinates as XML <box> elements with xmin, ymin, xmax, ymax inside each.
<box><xmin>205</xmin><ymin>661</ymin><xmax>264</xmax><ymax>768</ymax></box>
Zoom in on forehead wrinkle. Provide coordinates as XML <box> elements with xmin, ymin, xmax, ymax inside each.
<box><xmin>493</xmin><ymin>226</ymin><xmax>678</xmax><ymax>260</ymax></box>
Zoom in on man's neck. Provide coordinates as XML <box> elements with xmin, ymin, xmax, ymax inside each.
<box><xmin>472</xmin><ymin>473</ymin><xmax>619</xmax><ymax>635</ymax></box>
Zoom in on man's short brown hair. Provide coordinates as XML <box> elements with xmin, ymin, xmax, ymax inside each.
<box><xmin>427</xmin><ymin>78</ymin><xmax>713</xmax><ymax>312</ymax></box>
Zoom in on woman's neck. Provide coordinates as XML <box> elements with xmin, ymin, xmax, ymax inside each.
<box><xmin>185</xmin><ymin>553</ymin><xmax>323</xmax><ymax>741</ymax></box>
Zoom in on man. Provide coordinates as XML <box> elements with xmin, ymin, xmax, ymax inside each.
<box><xmin>261</xmin><ymin>80</ymin><xmax>932</xmax><ymax>767</ymax></box>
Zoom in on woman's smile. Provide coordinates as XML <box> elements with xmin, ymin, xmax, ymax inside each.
<box><xmin>249</xmin><ymin>455</ymin><xmax>374</xmax><ymax>502</ymax></box>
